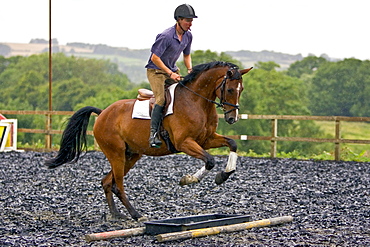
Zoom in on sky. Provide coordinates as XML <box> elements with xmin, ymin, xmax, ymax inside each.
<box><xmin>1</xmin><ymin>0</ymin><xmax>369</xmax><ymax>60</ymax></box>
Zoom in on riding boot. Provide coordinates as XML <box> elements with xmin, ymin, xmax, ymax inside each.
<box><xmin>149</xmin><ymin>104</ymin><xmax>164</xmax><ymax>148</ymax></box>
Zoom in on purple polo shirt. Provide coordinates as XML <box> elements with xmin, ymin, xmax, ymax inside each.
<box><xmin>145</xmin><ymin>24</ymin><xmax>192</xmax><ymax>72</ymax></box>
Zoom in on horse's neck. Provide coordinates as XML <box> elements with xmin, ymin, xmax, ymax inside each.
<box><xmin>189</xmin><ymin>68</ymin><xmax>225</xmax><ymax>100</ymax></box>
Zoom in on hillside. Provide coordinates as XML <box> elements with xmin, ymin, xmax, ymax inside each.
<box><xmin>0</xmin><ymin>41</ymin><xmax>306</xmax><ymax>83</ymax></box>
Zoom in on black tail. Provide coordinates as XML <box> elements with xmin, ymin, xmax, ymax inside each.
<box><xmin>45</xmin><ymin>106</ymin><xmax>102</xmax><ymax>169</ymax></box>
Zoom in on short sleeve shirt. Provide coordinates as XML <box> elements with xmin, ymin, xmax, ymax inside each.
<box><xmin>145</xmin><ymin>24</ymin><xmax>192</xmax><ymax>72</ymax></box>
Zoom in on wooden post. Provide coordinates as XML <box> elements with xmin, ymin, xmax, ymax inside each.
<box><xmin>85</xmin><ymin>227</ymin><xmax>146</xmax><ymax>242</ymax></box>
<box><xmin>334</xmin><ymin>119</ymin><xmax>341</xmax><ymax>161</ymax></box>
<box><xmin>270</xmin><ymin>119</ymin><xmax>278</xmax><ymax>158</ymax></box>
<box><xmin>46</xmin><ymin>0</ymin><xmax>53</xmax><ymax>149</ymax></box>
<box><xmin>45</xmin><ymin>113</ymin><xmax>52</xmax><ymax>149</ymax></box>
<box><xmin>156</xmin><ymin>215</ymin><xmax>293</xmax><ymax>242</ymax></box>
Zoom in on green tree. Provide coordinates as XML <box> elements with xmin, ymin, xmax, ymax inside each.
<box><xmin>286</xmin><ymin>56</ymin><xmax>328</xmax><ymax>78</ymax></box>
<box><xmin>53</xmin><ymin>78</ymin><xmax>96</xmax><ymax>111</ymax></box>
<box><xmin>218</xmin><ymin>62</ymin><xmax>326</xmax><ymax>154</ymax></box>
<box><xmin>350</xmin><ymin>60</ymin><xmax>370</xmax><ymax>116</ymax></box>
<box><xmin>309</xmin><ymin>58</ymin><xmax>369</xmax><ymax>116</ymax></box>
<box><xmin>177</xmin><ymin>50</ymin><xmax>243</xmax><ymax>75</ymax></box>
<box><xmin>255</xmin><ymin>61</ymin><xmax>280</xmax><ymax>71</ymax></box>
<box><xmin>17</xmin><ymin>70</ymin><xmax>48</xmax><ymax>109</ymax></box>
<box><xmin>0</xmin><ymin>53</ymin><xmax>135</xmax><ymax>145</ymax></box>
<box><xmin>75</xmin><ymin>84</ymin><xmax>141</xmax><ymax>110</ymax></box>
<box><xmin>0</xmin><ymin>53</ymin><xmax>133</xmax><ymax>111</ymax></box>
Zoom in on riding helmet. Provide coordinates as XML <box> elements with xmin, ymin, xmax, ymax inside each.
<box><xmin>174</xmin><ymin>4</ymin><xmax>198</xmax><ymax>20</ymax></box>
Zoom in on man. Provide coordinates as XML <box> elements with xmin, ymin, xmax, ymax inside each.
<box><xmin>145</xmin><ymin>4</ymin><xmax>197</xmax><ymax>148</ymax></box>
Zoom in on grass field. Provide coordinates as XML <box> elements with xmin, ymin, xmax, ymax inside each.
<box><xmin>316</xmin><ymin>120</ymin><xmax>370</xmax><ymax>158</ymax></box>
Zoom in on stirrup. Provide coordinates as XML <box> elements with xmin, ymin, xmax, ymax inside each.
<box><xmin>150</xmin><ymin>132</ymin><xmax>162</xmax><ymax>148</ymax></box>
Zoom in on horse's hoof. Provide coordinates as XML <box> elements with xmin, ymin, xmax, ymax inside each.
<box><xmin>179</xmin><ymin>174</ymin><xmax>199</xmax><ymax>186</ymax></box>
<box><xmin>215</xmin><ymin>170</ymin><xmax>235</xmax><ymax>185</ymax></box>
<box><xmin>137</xmin><ymin>216</ymin><xmax>148</xmax><ymax>222</ymax></box>
<box><xmin>215</xmin><ymin>172</ymin><xmax>224</xmax><ymax>185</ymax></box>
<box><xmin>110</xmin><ymin>213</ymin><xmax>129</xmax><ymax>221</ymax></box>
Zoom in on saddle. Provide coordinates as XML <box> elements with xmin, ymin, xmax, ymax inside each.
<box><xmin>136</xmin><ymin>79</ymin><xmax>176</xmax><ymax>117</ymax></box>
<box><xmin>136</xmin><ymin>79</ymin><xmax>179</xmax><ymax>153</ymax></box>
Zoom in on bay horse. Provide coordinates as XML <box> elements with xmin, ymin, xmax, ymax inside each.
<box><xmin>45</xmin><ymin>61</ymin><xmax>252</xmax><ymax>221</ymax></box>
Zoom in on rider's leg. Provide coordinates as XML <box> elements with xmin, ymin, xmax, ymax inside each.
<box><xmin>147</xmin><ymin>69</ymin><xmax>167</xmax><ymax>148</ymax></box>
<box><xmin>149</xmin><ymin>104</ymin><xmax>164</xmax><ymax>148</ymax></box>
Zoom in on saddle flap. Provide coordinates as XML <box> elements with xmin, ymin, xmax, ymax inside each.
<box><xmin>134</xmin><ymin>83</ymin><xmax>177</xmax><ymax>118</ymax></box>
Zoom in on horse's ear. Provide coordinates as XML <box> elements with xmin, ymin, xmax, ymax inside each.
<box><xmin>240</xmin><ymin>67</ymin><xmax>253</xmax><ymax>75</ymax></box>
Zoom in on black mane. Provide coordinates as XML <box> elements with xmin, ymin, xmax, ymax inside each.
<box><xmin>181</xmin><ymin>61</ymin><xmax>239</xmax><ymax>85</ymax></box>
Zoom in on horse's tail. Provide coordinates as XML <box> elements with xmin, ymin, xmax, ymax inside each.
<box><xmin>45</xmin><ymin>106</ymin><xmax>102</xmax><ymax>169</ymax></box>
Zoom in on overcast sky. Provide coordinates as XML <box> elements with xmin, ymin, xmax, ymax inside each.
<box><xmin>1</xmin><ymin>0</ymin><xmax>369</xmax><ymax>60</ymax></box>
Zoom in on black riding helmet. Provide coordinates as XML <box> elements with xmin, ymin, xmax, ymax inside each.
<box><xmin>174</xmin><ymin>4</ymin><xmax>198</xmax><ymax>20</ymax></box>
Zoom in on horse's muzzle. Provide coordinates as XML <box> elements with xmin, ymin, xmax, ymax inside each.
<box><xmin>225</xmin><ymin>116</ymin><xmax>237</xmax><ymax>124</ymax></box>
<box><xmin>224</xmin><ymin>106</ymin><xmax>239</xmax><ymax>125</ymax></box>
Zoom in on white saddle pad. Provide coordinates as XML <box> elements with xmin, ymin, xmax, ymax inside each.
<box><xmin>132</xmin><ymin>83</ymin><xmax>177</xmax><ymax>119</ymax></box>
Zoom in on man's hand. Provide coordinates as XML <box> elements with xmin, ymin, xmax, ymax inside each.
<box><xmin>170</xmin><ymin>72</ymin><xmax>181</xmax><ymax>81</ymax></box>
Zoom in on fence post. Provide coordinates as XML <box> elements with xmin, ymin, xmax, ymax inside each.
<box><xmin>270</xmin><ymin>119</ymin><xmax>277</xmax><ymax>158</ymax></box>
<box><xmin>45</xmin><ymin>113</ymin><xmax>52</xmax><ymax>149</ymax></box>
<box><xmin>334</xmin><ymin>119</ymin><xmax>341</xmax><ymax>161</ymax></box>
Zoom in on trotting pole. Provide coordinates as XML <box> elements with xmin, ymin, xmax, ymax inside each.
<box><xmin>85</xmin><ymin>227</ymin><xmax>146</xmax><ymax>242</ymax></box>
<box><xmin>156</xmin><ymin>216</ymin><xmax>293</xmax><ymax>242</ymax></box>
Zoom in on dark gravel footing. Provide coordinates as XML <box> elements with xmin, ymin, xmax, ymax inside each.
<box><xmin>0</xmin><ymin>151</ymin><xmax>369</xmax><ymax>246</ymax></box>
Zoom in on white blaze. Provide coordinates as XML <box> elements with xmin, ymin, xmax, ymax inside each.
<box><xmin>235</xmin><ymin>82</ymin><xmax>242</xmax><ymax>121</ymax></box>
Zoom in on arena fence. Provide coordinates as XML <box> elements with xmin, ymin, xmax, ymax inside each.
<box><xmin>1</xmin><ymin>110</ymin><xmax>370</xmax><ymax>161</ymax></box>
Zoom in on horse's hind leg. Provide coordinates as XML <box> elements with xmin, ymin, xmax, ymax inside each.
<box><xmin>102</xmin><ymin>144</ymin><xmax>144</xmax><ymax>221</ymax></box>
<box><xmin>101</xmin><ymin>171</ymin><xmax>125</xmax><ymax>219</ymax></box>
<box><xmin>113</xmin><ymin>152</ymin><xmax>145</xmax><ymax>221</ymax></box>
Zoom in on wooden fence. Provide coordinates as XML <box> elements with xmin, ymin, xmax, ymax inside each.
<box><xmin>218</xmin><ymin>114</ymin><xmax>370</xmax><ymax>161</ymax></box>
<box><xmin>1</xmin><ymin>110</ymin><xmax>370</xmax><ymax>161</ymax></box>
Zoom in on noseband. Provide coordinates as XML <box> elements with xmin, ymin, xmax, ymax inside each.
<box><xmin>179</xmin><ymin>66</ymin><xmax>241</xmax><ymax>114</ymax></box>
<box><xmin>215</xmin><ymin>66</ymin><xmax>242</xmax><ymax>114</ymax></box>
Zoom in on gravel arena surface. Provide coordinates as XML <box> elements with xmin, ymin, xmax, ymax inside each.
<box><xmin>0</xmin><ymin>151</ymin><xmax>369</xmax><ymax>246</ymax></box>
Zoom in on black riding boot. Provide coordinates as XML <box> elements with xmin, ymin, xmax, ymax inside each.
<box><xmin>149</xmin><ymin>104</ymin><xmax>164</xmax><ymax>148</ymax></box>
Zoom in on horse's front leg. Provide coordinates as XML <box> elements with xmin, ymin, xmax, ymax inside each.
<box><xmin>177</xmin><ymin>139</ymin><xmax>216</xmax><ymax>186</ymax></box>
<box><xmin>203</xmin><ymin>133</ymin><xmax>238</xmax><ymax>185</ymax></box>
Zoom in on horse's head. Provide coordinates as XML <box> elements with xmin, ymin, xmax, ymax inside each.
<box><xmin>180</xmin><ymin>61</ymin><xmax>252</xmax><ymax>124</ymax></box>
<box><xmin>216</xmin><ymin>66</ymin><xmax>253</xmax><ymax>124</ymax></box>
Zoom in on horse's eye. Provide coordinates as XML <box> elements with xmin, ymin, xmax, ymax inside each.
<box><xmin>227</xmin><ymin>88</ymin><xmax>234</xmax><ymax>94</ymax></box>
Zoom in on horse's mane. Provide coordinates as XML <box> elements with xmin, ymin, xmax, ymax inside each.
<box><xmin>181</xmin><ymin>61</ymin><xmax>240</xmax><ymax>85</ymax></box>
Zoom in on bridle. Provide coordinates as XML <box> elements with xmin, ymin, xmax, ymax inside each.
<box><xmin>179</xmin><ymin>66</ymin><xmax>242</xmax><ymax>114</ymax></box>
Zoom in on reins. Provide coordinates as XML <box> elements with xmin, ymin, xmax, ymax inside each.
<box><xmin>178</xmin><ymin>80</ymin><xmax>222</xmax><ymax>107</ymax></box>
<box><xmin>179</xmin><ymin>66</ymin><xmax>241</xmax><ymax>114</ymax></box>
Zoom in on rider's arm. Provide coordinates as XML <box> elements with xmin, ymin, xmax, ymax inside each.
<box><xmin>151</xmin><ymin>54</ymin><xmax>181</xmax><ymax>81</ymax></box>
<box><xmin>183</xmin><ymin>54</ymin><xmax>192</xmax><ymax>73</ymax></box>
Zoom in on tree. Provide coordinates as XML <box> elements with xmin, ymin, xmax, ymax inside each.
<box><xmin>0</xmin><ymin>53</ymin><xmax>133</xmax><ymax>111</ymax></box>
<box><xmin>0</xmin><ymin>53</ymin><xmax>136</xmax><ymax>145</ymax></box>
<box><xmin>217</xmin><ymin>62</ymin><xmax>326</xmax><ymax>154</ymax></box>
<box><xmin>350</xmin><ymin>60</ymin><xmax>370</xmax><ymax>116</ymax></box>
<box><xmin>53</xmin><ymin>78</ymin><xmax>96</xmax><ymax>111</ymax></box>
<box><xmin>51</xmin><ymin>53</ymin><xmax>132</xmax><ymax>89</ymax></box>
<box><xmin>286</xmin><ymin>56</ymin><xmax>328</xmax><ymax>78</ymax></box>
<box><xmin>309</xmin><ymin>58</ymin><xmax>369</xmax><ymax>116</ymax></box>
<box><xmin>16</xmin><ymin>71</ymin><xmax>48</xmax><ymax>109</ymax></box>
<box><xmin>177</xmin><ymin>50</ymin><xmax>243</xmax><ymax>75</ymax></box>
<box><xmin>254</xmin><ymin>61</ymin><xmax>280</xmax><ymax>71</ymax></box>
